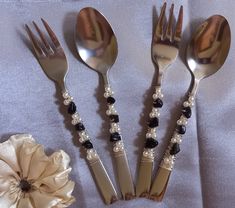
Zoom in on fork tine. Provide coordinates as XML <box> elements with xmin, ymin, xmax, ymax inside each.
<box><xmin>25</xmin><ymin>24</ymin><xmax>44</xmax><ymax>56</ymax></box>
<box><xmin>33</xmin><ymin>21</ymin><xmax>52</xmax><ymax>52</ymax></box>
<box><xmin>174</xmin><ymin>5</ymin><xmax>183</xmax><ymax>42</ymax></box>
<box><xmin>41</xmin><ymin>18</ymin><xmax>61</xmax><ymax>48</ymax></box>
<box><xmin>155</xmin><ymin>2</ymin><xmax>167</xmax><ymax>40</ymax></box>
<box><xmin>166</xmin><ymin>4</ymin><xmax>174</xmax><ymax>41</ymax></box>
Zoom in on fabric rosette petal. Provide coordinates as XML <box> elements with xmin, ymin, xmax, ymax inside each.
<box><xmin>0</xmin><ymin>134</ymin><xmax>75</xmax><ymax>208</ymax></box>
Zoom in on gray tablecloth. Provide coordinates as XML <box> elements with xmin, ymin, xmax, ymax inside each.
<box><xmin>0</xmin><ymin>0</ymin><xmax>235</xmax><ymax>207</ymax></box>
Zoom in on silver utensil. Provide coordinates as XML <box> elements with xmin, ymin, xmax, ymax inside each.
<box><xmin>25</xmin><ymin>18</ymin><xmax>118</xmax><ymax>204</ymax></box>
<box><xmin>136</xmin><ymin>3</ymin><xmax>183</xmax><ymax>197</ymax></box>
<box><xmin>150</xmin><ymin>14</ymin><xmax>231</xmax><ymax>201</ymax></box>
<box><xmin>75</xmin><ymin>7</ymin><xmax>135</xmax><ymax>199</ymax></box>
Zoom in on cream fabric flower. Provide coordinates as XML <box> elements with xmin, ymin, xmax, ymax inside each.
<box><xmin>0</xmin><ymin>134</ymin><xmax>75</xmax><ymax>208</ymax></box>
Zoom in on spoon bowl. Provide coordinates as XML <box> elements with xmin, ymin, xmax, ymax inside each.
<box><xmin>75</xmin><ymin>7</ymin><xmax>118</xmax><ymax>83</ymax></box>
<box><xmin>186</xmin><ymin>15</ymin><xmax>231</xmax><ymax>81</ymax></box>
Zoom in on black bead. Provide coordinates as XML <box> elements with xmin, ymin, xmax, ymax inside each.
<box><xmin>82</xmin><ymin>140</ymin><xmax>93</xmax><ymax>149</ymax></box>
<box><xmin>107</xmin><ymin>97</ymin><xmax>116</xmax><ymax>104</ymax></box>
<box><xmin>145</xmin><ymin>138</ymin><xmax>158</xmax><ymax>148</ymax></box>
<box><xmin>68</xmin><ymin>102</ymin><xmax>76</xmax><ymax>114</ymax></box>
<box><xmin>176</xmin><ymin>125</ymin><xmax>186</xmax><ymax>135</ymax></box>
<box><xmin>153</xmin><ymin>98</ymin><xmax>163</xmax><ymax>108</ymax></box>
<box><xmin>19</xmin><ymin>179</ymin><xmax>31</xmax><ymax>192</ymax></box>
<box><xmin>109</xmin><ymin>114</ymin><xmax>119</xmax><ymax>123</ymax></box>
<box><xmin>75</xmin><ymin>123</ymin><xmax>85</xmax><ymax>131</ymax></box>
<box><xmin>182</xmin><ymin>106</ymin><xmax>192</xmax><ymax>118</ymax></box>
<box><xmin>148</xmin><ymin>117</ymin><xmax>159</xmax><ymax>128</ymax></box>
<box><xmin>110</xmin><ymin>132</ymin><xmax>121</xmax><ymax>142</ymax></box>
<box><xmin>170</xmin><ymin>143</ymin><xmax>180</xmax><ymax>155</ymax></box>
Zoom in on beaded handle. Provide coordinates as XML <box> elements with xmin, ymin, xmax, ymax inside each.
<box><xmin>160</xmin><ymin>93</ymin><xmax>195</xmax><ymax>170</ymax></box>
<box><xmin>103</xmin><ymin>85</ymin><xmax>135</xmax><ymax>199</ymax></box>
<box><xmin>62</xmin><ymin>91</ymin><xmax>98</xmax><ymax>159</ymax></box>
<box><xmin>103</xmin><ymin>85</ymin><xmax>125</xmax><ymax>152</ymax></box>
<box><xmin>142</xmin><ymin>86</ymin><xmax>164</xmax><ymax>158</ymax></box>
<box><xmin>136</xmin><ymin>86</ymin><xmax>164</xmax><ymax>197</ymax></box>
<box><xmin>62</xmin><ymin>91</ymin><xmax>118</xmax><ymax>204</ymax></box>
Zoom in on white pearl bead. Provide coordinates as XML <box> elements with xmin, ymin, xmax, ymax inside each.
<box><xmin>63</xmin><ymin>99</ymin><xmax>70</xmax><ymax>105</ymax></box>
<box><xmin>106</xmin><ymin>110</ymin><xmax>111</xmax><ymax>115</ymax></box>
<box><xmin>152</xmin><ymin>94</ymin><xmax>158</xmax><ymax>99</ymax></box>
<box><xmin>104</xmin><ymin>92</ymin><xmax>110</xmax><ymax>98</ymax></box>
<box><xmin>143</xmin><ymin>151</ymin><xmax>149</xmax><ymax>157</ymax></box>
<box><xmin>177</xmin><ymin>120</ymin><xmax>182</xmax><ymax>125</ymax></box>
<box><xmin>111</xmin><ymin>109</ymin><xmax>117</xmax><ymax>114</ymax></box>
<box><xmin>146</xmin><ymin>133</ymin><xmax>152</xmax><ymax>138</ymax></box>
<box><xmin>151</xmin><ymin>133</ymin><xmax>157</xmax><ymax>138</ymax></box>
<box><xmin>63</xmin><ymin>92</ymin><xmax>69</xmax><ymax>99</ymax></box>
<box><xmin>87</xmin><ymin>149</ymin><xmax>94</xmax><ymax>154</ymax></box>
<box><xmin>111</xmin><ymin>123</ymin><xmax>118</xmax><ymax>128</ymax></box>
<box><xmin>71</xmin><ymin>119</ymin><xmax>78</xmax><ymax>125</ymax></box>
<box><xmin>189</xmin><ymin>96</ymin><xmax>194</xmax><ymax>102</ymax></box>
<box><xmin>171</xmin><ymin>138</ymin><xmax>177</xmax><ymax>143</ymax></box>
<box><xmin>150</xmin><ymin>128</ymin><xmax>156</xmax><ymax>134</ymax></box>
<box><xmin>109</xmin><ymin>128</ymin><xmax>115</xmax><ymax>133</ymax></box>
<box><xmin>105</xmin><ymin>86</ymin><xmax>111</xmax><ymax>92</ymax></box>
<box><xmin>177</xmin><ymin>138</ymin><xmax>182</xmax><ymax>143</ymax></box>
<box><xmin>79</xmin><ymin>132</ymin><xmax>86</xmax><ymax>137</ymax></box>
<box><xmin>113</xmin><ymin>147</ymin><xmax>119</xmax><ymax>152</ymax></box>
<box><xmin>164</xmin><ymin>158</ymin><xmax>170</xmax><ymax>164</ymax></box>
<box><xmin>87</xmin><ymin>155</ymin><xmax>92</xmax><ymax>160</ymax></box>
<box><xmin>79</xmin><ymin>137</ymin><xmax>85</xmax><ymax>143</ymax></box>
<box><xmin>155</xmin><ymin>88</ymin><xmax>161</xmax><ymax>93</ymax></box>
<box><xmin>183</xmin><ymin>101</ymin><xmax>189</xmax><ymax>107</ymax></box>
<box><xmin>149</xmin><ymin>112</ymin><xmax>155</xmax><ymax>118</ymax></box>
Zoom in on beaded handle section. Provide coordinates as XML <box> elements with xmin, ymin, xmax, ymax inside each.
<box><xmin>136</xmin><ymin>86</ymin><xmax>163</xmax><ymax>197</ymax></box>
<box><xmin>62</xmin><ymin>91</ymin><xmax>118</xmax><ymax>204</ymax></box>
<box><xmin>144</xmin><ymin>86</ymin><xmax>163</xmax><ymax>156</ymax></box>
<box><xmin>150</xmin><ymin>93</ymin><xmax>194</xmax><ymax>201</ymax></box>
<box><xmin>159</xmin><ymin>94</ymin><xmax>194</xmax><ymax>170</ymax></box>
<box><xmin>103</xmin><ymin>85</ymin><xmax>135</xmax><ymax>200</ymax></box>
<box><xmin>63</xmin><ymin>91</ymin><xmax>96</xmax><ymax>157</ymax></box>
<box><xmin>104</xmin><ymin>86</ymin><xmax>124</xmax><ymax>151</ymax></box>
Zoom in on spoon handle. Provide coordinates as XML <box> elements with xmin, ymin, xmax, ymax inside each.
<box><xmin>62</xmin><ymin>90</ymin><xmax>118</xmax><ymax>204</ymax></box>
<box><xmin>136</xmin><ymin>85</ymin><xmax>163</xmax><ymax>197</ymax></box>
<box><xmin>150</xmin><ymin>92</ymin><xmax>195</xmax><ymax>201</ymax></box>
<box><xmin>104</xmin><ymin>84</ymin><xmax>135</xmax><ymax>200</ymax></box>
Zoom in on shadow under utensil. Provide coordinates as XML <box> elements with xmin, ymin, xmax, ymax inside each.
<box><xmin>63</xmin><ymin>11</ymin><xmax>83</xmax><ymax>62</ymax></box>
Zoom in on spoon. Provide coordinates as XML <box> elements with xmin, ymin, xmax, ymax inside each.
<box><xmin>75</xmin><ymin>7</ymin><xmax>135</xmax><ymax>199</ymax></box>
<box><xmin>150</xmin><ymin>15</ymin><xmax>231</xmax><ymax>201</ymax></box>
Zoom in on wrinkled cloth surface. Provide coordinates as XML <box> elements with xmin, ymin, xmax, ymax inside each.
<box><xmin>0</xmin><ymin>0</ymin><xmax>235</xmax><ymax>208</ymax></box>
<box><xmin>0</xmin><ymin>134</ymin><xmax>75</xmax><ymax>208</ymax></box>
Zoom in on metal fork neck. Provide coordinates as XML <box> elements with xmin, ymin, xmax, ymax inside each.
<box><xmin>189</xmin><ymin>78</ymin><xmax>200</xmax><ymax>98</ymax></box>
<box><xmin>102</xmin><ymin>73</ymin><xmax>110</xmax><ymax>86</ymax></box>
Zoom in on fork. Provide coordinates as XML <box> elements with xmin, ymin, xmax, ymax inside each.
<box><xmin>25</xmin><ymin>19</ymin><xmax>118</xmax><ymax>205</ymax></box>
<box><xmin>136</xmin><ymin>3</ymin><xmax>183</xmax><ymax>197</ymax></box>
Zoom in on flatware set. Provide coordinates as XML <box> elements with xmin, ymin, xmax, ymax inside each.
<box><xmin>23</xmin><ymin>3</ymin><xmax>231</xmax><ymax>205</ymax></box>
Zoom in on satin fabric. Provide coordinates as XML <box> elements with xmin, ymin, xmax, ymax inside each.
<box><xmin>0</xmin><ymin>134</ymin><xmax>75</xmax><ymax>208</ymax></box>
